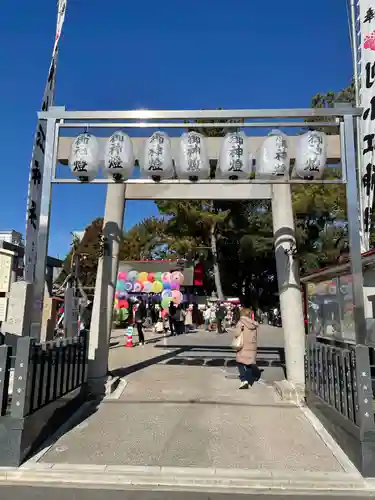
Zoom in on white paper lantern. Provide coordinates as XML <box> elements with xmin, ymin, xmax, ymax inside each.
<box><xmin>141</xmin><ymin>132</ymin><xmax>174</xmax><ymax>180</ymax></box>
<box><xmin>69</xmin><ymin>133</ymin><xmax>100</xmax><ymax>182</ymax></box>
<box><xmin>257</xmin><ymin>130</ymin><xmax>289</xmax><ymax>178</ymax></box>
<box><xmin>177</xmin><ymin>132</ymin><xmax>210</xmax><ymax>180</ymax></box>
<box><xmin>295</xmin><ymin>131</ymin><xmax>327</xmax><ymax>179</ymax></box>
<box><xmin>103</xmin><ymin>131</ymin><xmax>134</xmax><ymax>181</ymax></box>
<box><xmin>218</xmin><ymin>132</ymin><xmax>251</xmax><ymax>179</ymax></box>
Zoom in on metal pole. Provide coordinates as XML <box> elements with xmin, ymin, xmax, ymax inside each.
<box><xmin>30</xmin><ymin>118</ymin><xmax>57</xmax><ymax>340</ymax></box>
<box><xmin>343</xmin><ymin>115</ymin><xmax>367</xmax><ymax>344</ymax></box>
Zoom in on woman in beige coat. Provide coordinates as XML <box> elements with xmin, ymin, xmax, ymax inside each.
<box><xmin>233</xmin><ymin>308</ymin><xmax>261</xmax><ymax>389</ymax></box>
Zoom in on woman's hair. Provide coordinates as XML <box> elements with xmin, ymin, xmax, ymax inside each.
<box><xmin>240</xmin><ymin>307</ymin><xmax>252</xmax><ymax>318</ymax></box>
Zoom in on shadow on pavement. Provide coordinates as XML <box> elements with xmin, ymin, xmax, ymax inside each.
<box><xmin>109</xmin><ymin>346</ymin><xmax>192</xmax><ymax>379</ymax></box>
<box><xmin>109</xmin><ymin>341</ymin><xmax>286</xmax><ymax>379</ymax></box>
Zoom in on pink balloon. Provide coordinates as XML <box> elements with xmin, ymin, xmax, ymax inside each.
<box><xmin>171</xmin><ymin>271</ymin><xmax>184</xmax><ymax>285</ymax></box>
<box><xmin>171</xmin><ymin>290</ymin><xmax>183</xmax><ymax>305</ymax></box>
<box><xmin>170</xmin><ymin>281</ymin><xmax>180</xmax><ymax>290</ymax></box>
<box><xmin>118</xmin><ymin>271</ymin><xmax>127</xmax><ymax>280</ymax></box>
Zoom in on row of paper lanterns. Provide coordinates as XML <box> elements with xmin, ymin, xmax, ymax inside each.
<box><xmin>69</xmin><ymin>129</ymin><xmax>327</xmax><ymax>181</ymax></box>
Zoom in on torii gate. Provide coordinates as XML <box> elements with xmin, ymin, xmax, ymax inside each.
<box><xmin>26</xmin><ymin>106</ymin><xmax>363</xmax><ymax>400</ymax></box>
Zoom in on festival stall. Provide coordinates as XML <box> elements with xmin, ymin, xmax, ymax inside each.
<box><xmin>114</xmin><ymin>269</ymin><xmax>185</xmax><ymax>320</ymax></box>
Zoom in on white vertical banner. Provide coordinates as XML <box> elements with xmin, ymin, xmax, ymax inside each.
<box><xmin>359</xmin><ymin>1</ymin><xmax>375</xmax><ymax>251</ymax></box>
<box><xmin>24</xmin><ymin>0</ymin><xmax>67</xmax><ymax>282</ymax></box>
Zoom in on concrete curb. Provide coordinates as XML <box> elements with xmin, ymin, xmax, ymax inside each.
<box><xmin>299</xmin><ymin>404</ymin><xmax>361</xmax><ymax>477</ymax></box>
<box><xmin>0</xmin><ymin>464</ymin><xmax>368</xmax><ymax>492</ymax></box>
<box><xmin>273</xmin><ymin>379</ymin><xmax>305</xmax><ymax>405</ymax></box>
<box><xmin>104</xmin><ymin>376</ymin><xmax>121</xmax><ymax>397</ymax></box>
<box><xmin>104</xmin><ymin>377</ymin><xmax>128</xmax><ymax>400</ymax></box>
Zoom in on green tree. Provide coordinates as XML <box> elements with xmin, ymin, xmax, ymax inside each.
<box><xmin>156</xmin><ymin>200</ymin><xmax>230</xmax><ymax>299</ymax></box>
<box><xmin>119</xmin><ymin>217</ymin><xmax>169</xmax><ymax>260</ymax></box>
<box><xmin>56</xmin><ymin>217</ymin><xmax>104</xmax><ymax>288</ymax></box>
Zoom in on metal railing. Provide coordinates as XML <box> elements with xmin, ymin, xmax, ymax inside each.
<box><xmin>0</xmin><ymin>333</ymin><xmax>87</xmax><ymax>417</ymax></box>
<box><xmin>305</xmin><ymin>335</ymin><xmax>375</xmax><ymax>476</ymax></box>
<box><xmin>305</xmin><ymin>337</ymin><xmax>360</xmax><ymax>424</ymax></box>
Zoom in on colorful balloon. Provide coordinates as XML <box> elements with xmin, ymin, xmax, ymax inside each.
<box><xmin>115</xmin><ymin>291</ymin><xmax>121</xmax><ymax>299</ymax></box>
<box><xmin>161</xmin><ymin>289</ymin><xmax>173</xmax><ymax>300</ymax></box>
<box><xmin>170</xmin><ymin>281</ymin><xmax>180</xmax><ymax>290</ymax></box>
<box><xmin>118</xmin><ymin>291</ymin><xmax>128</xmax><ymax>300</ymax></box>
<box><xmin>127</xmin><ymin>270</ymin><xmax>138</xmax><ymax>282</ymax></box>
<box><xmin>142</xmin><ymin>281</ymin><xmax>152</xmax><ymax>293</ymax></box>
<box><xmin>148</xmin><ymin>272</ymin><xmax>155</xmax><ymax>283</ymax></box>
<box><xmin>152</xmin><ymin>280</ymin><xmax>163</xmax><ymax>293</ymax></box>
<box><xmin>116</xmin><ymin>280</ymin><xmax>125</xmax><ymax>291</ymax></box>
<box><xmin>138</xmin><ymin>272</ymin><xmax>148</xmax><ymax>283</ymax></box>
<box><xmin>171</xmin><ymin>290</ymin><xmax>183</xmax><ymax>305</ymax></box>
<box><xmin>118</xmin><ymin>271</ymin><xmax>127</xmax><ymax>280</ymax></box>
<box><xmin>161</xmin><ymin>272</ymin><xmax>171</xmax><ymax>283</ymax></box>
<box><xmin>162</xmin><ymin>280</ymin><xmax>171</xmax><ymax>290</ymax></box>
<box><xmin>154</xmin><ymin>272</ymin><xmax>162</xmax><ymax>282</ymax></box>
<box><xmin>171</xmin><ymin>271</ymin><xmax>184</xmax><ymax>285</ymax></box>
<box><xmin>133</xmin><ymin>281</ymin><xmax>144</xmax><ymax>293</ymax></box>
<box><xmin>124</xmin><ymin>281</ymin><xmax>133</xmax><ymax>292</ymax></box>
<box><xmin>161</xmin><ymin>297</ymin><xmax>171</xmax><ymax>310</ymax></box>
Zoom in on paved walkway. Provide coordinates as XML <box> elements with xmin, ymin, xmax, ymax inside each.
<box><xmin>34</xmin><ymin>327</ymin><xmax>351</xmax><ymax>476</ymax></box>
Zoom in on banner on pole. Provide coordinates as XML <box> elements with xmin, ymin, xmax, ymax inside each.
<box><xmin>24</xmin><ymin>0</ymin><xmax>67</xmax><ymax>282</ymax></box>
<box><xmin>359</xmin><ymin>1</ymin><xmax>375</xmax><ymax>250</ymax></box>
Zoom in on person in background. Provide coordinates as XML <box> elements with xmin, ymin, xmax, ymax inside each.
<box><xmin>203</xmin><ymin>305</ymin><xmax>211</xmax><ymax>331</ymax></box>
<box><xmin>233</xmin><ymin>306</ymin><xmax>262</xmax><ymax>389</ymax></box>
<box><xmin>232</xmin><ymin>304</ymin><xmax>240</xmax><ymax>325</ymax></box>
<box><xmin>174</xmin><ymin>304</ymin><xmax>186</xmax><ymax>335</ymax></box>
<box><xmin>184</xmin><ymin>304</ymin><xmax>193</xmax><ymax>332</ymax></box>
<box><xmin>168</xmin><ymin>301</ymin><xmax>176</xmax><ymax>336</ymax></box>
<box><xmin>135</xmin><ymin>299</ymin><xmax>147</xmax><ymax>346</ymax></box>
<box><xmin>192</xmin><ymin>303</ymin><xmax>199</xmax><ymax>329</ymax></box>
<box><xmin>216</xmin><ymin>302</ymin><xmax>226</xmax><ymax>334</ymax></box>
<box><xmin>160</xmin><ymin>307</ymin><xmax>166</xmax><ymax>331</ymax></box>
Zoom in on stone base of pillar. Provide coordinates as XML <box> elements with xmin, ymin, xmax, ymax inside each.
<box><xmin>274</xmin><ymin>379</ymin><xmax>305</xmax><ymax>406</ymax></box>
<box><xmin>87</xmin><ymin>374</ymin><xmax>121</xmax><ymax>399</ymax></box>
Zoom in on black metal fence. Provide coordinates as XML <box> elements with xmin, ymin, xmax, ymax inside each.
<box><xmin>305</xmin><ymin>335</ymin><xmax>375</xmax><ymax>477</ymax></box>
<box><xmin>0</xmin><ymin>333</ymin><xmax>88</xmax><ymax>466</ymax></box>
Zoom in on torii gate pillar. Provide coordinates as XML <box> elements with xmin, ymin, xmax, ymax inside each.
<box><xmin>272</xmin><ymin>183</ymin><xmax>305</xmax><ymax>391</ymax></box>
<box><xmin>88</xmin><ymin>183</ymin><xmax>126</xmax><ymax>395</ymax></box>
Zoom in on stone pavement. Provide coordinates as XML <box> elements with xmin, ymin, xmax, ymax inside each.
<box><xmin>33</xmin><ymin>326</ymin><xmax>353</xmax><ymax>477</ymax></box>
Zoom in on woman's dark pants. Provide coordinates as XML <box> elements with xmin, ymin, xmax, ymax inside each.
<box><xmin>136</xmin><ymin>322</ymin><xmax>145</xmax><ymax>344</ymax></box>
<box><xmin>237</xmin><ymin>362</ymin><xmax>259</xmax><ymax>386</ymax></box>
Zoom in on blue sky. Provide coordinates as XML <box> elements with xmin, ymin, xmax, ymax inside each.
<box><xmin>0</xmin><ymin>0</ymin><xmax>353</xmax><ymax>259</ymax></box>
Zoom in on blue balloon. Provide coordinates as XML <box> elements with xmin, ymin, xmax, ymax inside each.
<box><xmin>162</xmin><ymin>281</ymin><xmax>171</xmax><ymax>290</ymax></box>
